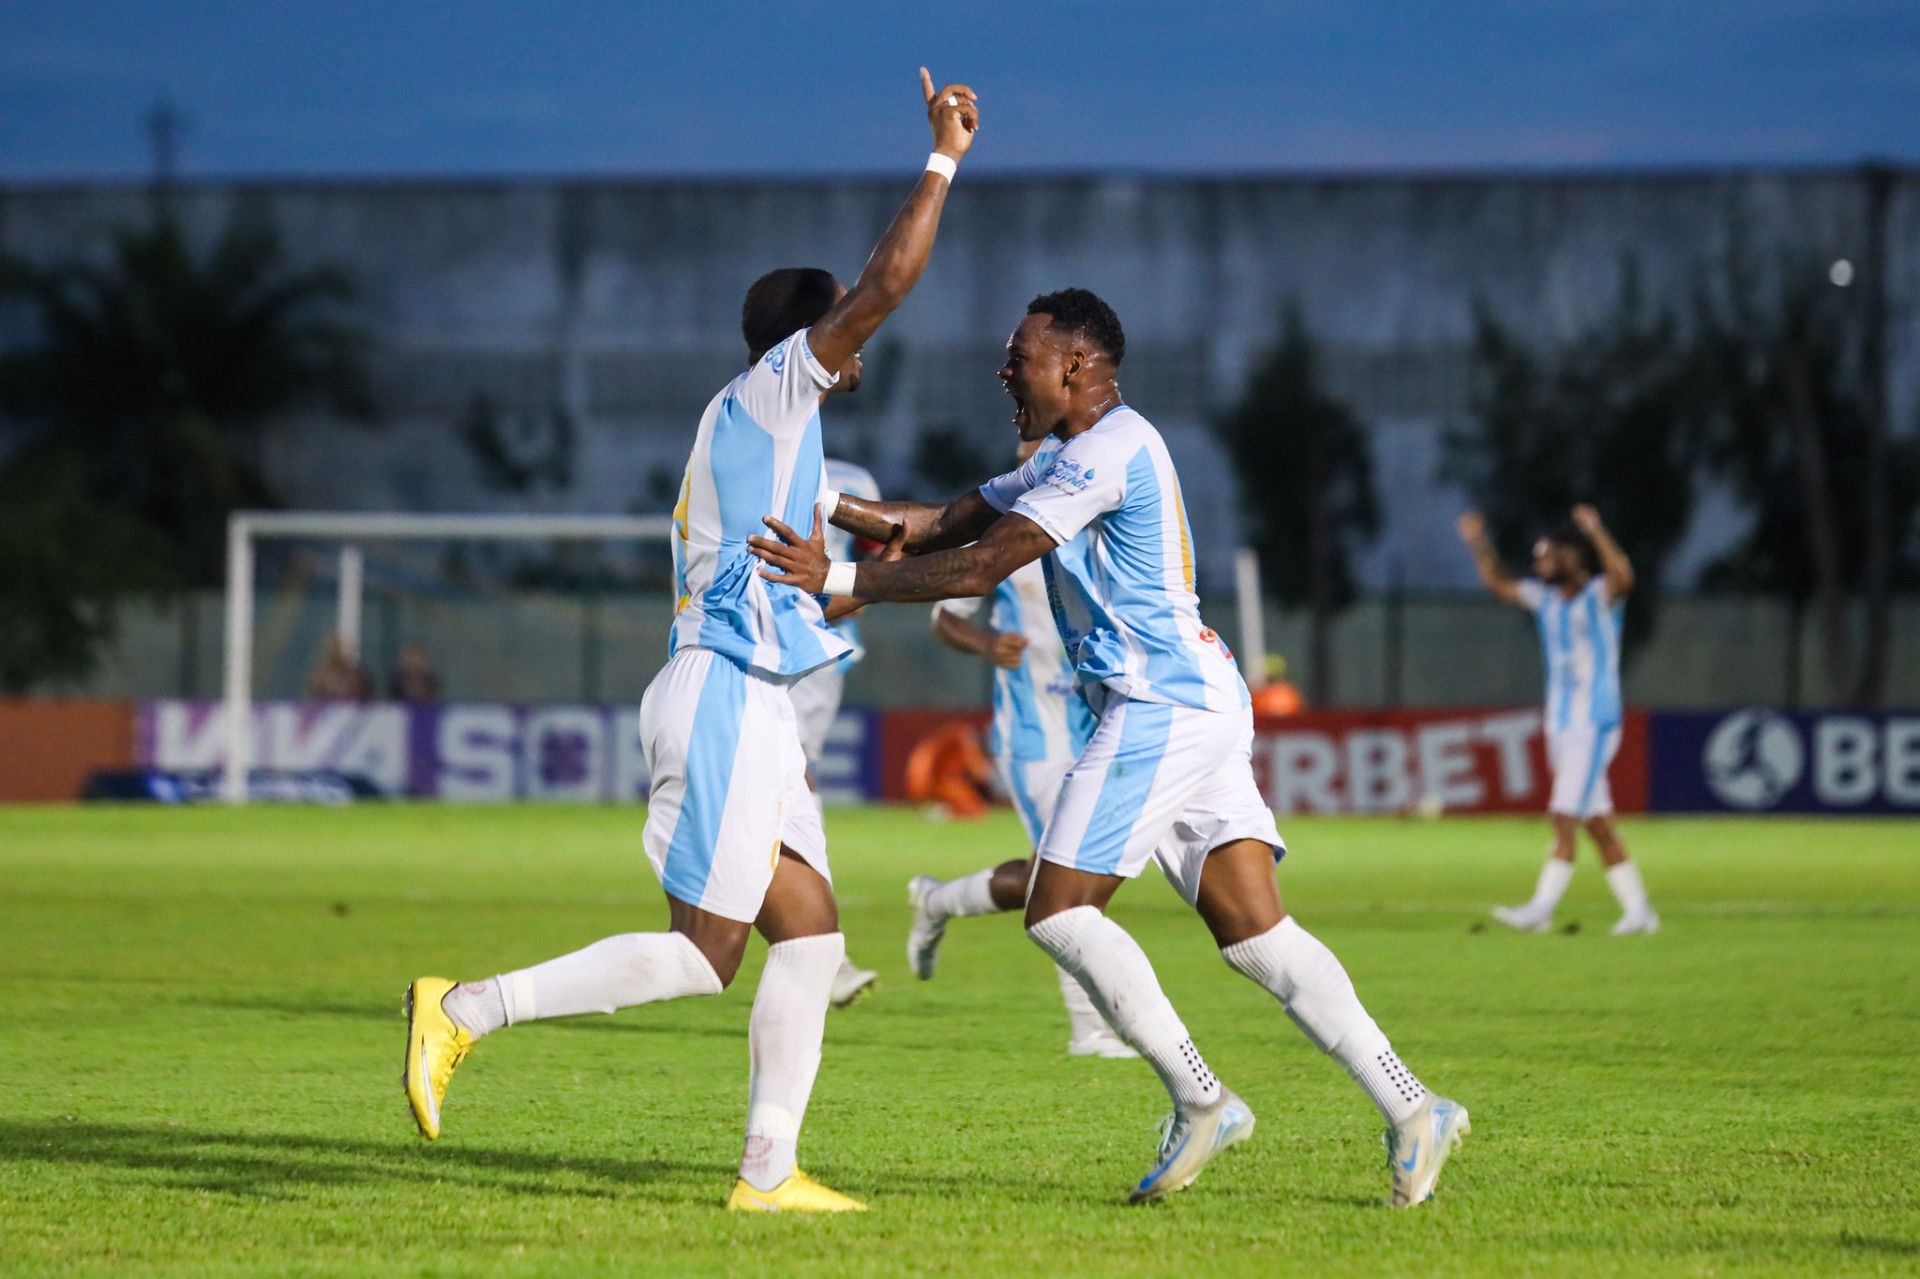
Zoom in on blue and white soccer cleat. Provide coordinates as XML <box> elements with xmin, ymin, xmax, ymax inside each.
<box><xmin>906</xmin><ymin>876</ymin><xmax>947</xmax><ymax>980</ymax></box>
<box><xmin>1386</xmin><ymin>1095</ymin><xmax>1471</xmax><ymax>1207</ymax></box>
<box><xmin>1128</xmin><ymin>1087</ymin><xmax>1256</xmax><ymax>1203</ymax></box>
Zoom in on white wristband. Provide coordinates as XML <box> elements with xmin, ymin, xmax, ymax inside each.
<box><xmin>925</xmin><ymin>152</ymin><xmax>957</xmax><ymax>183</ymax></box>
<box><xmin>823</xmin><ymin>561</ymin><xmax>859</xmax><ymax>596</ymax></box>
<box><xmin>819</xmin><ymin>489</ymin><xmax>842</xmax><ymax>520</ymax></box>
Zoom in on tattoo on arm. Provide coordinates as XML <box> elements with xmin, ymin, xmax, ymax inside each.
<box><xmin>851</xmin><ymin>512</ymin><xmax>1054</xmax><ymax>603</ymax></box>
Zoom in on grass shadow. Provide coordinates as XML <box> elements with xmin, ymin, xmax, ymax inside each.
<box><xmin>195</xmin><ymin>997</ymin><xmax>397</xmax><ymax>1023</ymax></box>
<box><xmin>0</xmin><ymin>1119</ymin><xmax>726</xmax><ymax>1202</ymax></box>
<box><xmin>1838</xmin><ymin>1234</ymin><xmax>1920</xmax><ymax>1256</ymax></box>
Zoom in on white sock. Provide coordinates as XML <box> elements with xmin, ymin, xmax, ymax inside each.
<box><xmin>1605</xmin><ymin>861</ymin><xmax>1650</xmax><ymax>918</ymax></box>
<box><xmin>1028</xmin><ymin>906</ymin><xmax>1220</xmax><ymax>1108</ymax></box>
<box><xmin>1056</xmin><ymin>963</ymin><xmax>1110</xmax><ymax>1042</ymax></box>
<box><xmin>924</xmin><ymin>868</ymin><xmax>1001</xmax><ymax>920</ymax></box>
<box><xmin>449</xmin><ymin>932</ymin><xmax>722</xmax><ymax>1038</ymax></box>
<box><xmin>741</xmin><ymin>932</ymin><xmax>844</xmax><ymax>1192</ymax></box>
<box><xmin>1220</xmin><ymin>917</ymin><xmax>1427</xmax><ymax>1125</ymax></box>
<box><xmin>1527</xmin><ymin>857</ymin><xmax>1576</xmax><ymax>914</ymax></box>
<box><xmin>440</xmin><ymin>979</ymin><xmax>508</xmax><ymax>1036</ymax></box>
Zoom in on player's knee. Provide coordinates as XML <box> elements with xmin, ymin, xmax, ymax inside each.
<box><xmin>690</xmin><ymin>937</ymin><xmax>746</xmax><ymax>989</ymax></box>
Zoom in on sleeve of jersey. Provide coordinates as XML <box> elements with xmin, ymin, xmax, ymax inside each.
<box><xmin>978</xmin><ymin>452</ymin><xmax>1046</xmax><ymax>513</ymax></box>
<box><xmin>1008</xmin><ymin>440</ymin><xmax>1126</xmax><ymax>545</ymax></box>
<box><xmin>733</xmin><ymin>329</ymin><xmax>838</xmax><ymax>438</ymax></box>
<box><xmin>932</xmin><ymin>595</ymin><xmax>988</xmax><ymax>621</ymax></box>
<box><xmin>1514</xmin><ymin>579</ymin><xmax>1547</xmax><ymax>611</ymax></box>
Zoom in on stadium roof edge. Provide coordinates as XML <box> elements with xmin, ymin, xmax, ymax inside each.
<box><xmin>0</xmin><ymin>159</ymin><xmax>1913</xmax><ymax>199</ymax></box>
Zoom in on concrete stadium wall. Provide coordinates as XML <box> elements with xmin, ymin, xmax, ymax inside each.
<box><xmin>3</xmin><ymin>167</ymin><xmax>1916</xmax><ymax>594</ymax></box>
<box><xmin>58</xmin><ymin>590</ymin><xmax>1920</xmax><ymax>711</ymax></box>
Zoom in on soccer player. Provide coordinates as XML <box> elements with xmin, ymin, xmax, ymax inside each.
<box><xmin>792</xmin><ymin>457</ymin><xmax>884</xmax><ymax>1008</ymax></box>
<box><xmin>1456</xmin><ymin>507</ymin><xmax>1660</xmax><ymax>936</ymax></box>
<box><xmin>750</xmin><ymin>289</ymin><xmax>1468</xmax><ymax>1206</ymax></box>
<box><xmin>910</xmin><ymin>441</ymin><xmax>1135</xmax><ymax>1059</ymax></box>
<box><xmin>400</xmin><ymin>69</ymin><xmax>979</xmax><ymax>1214</ymax></box>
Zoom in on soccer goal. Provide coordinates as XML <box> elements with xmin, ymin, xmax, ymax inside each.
<box><xmin>220</xmin><ymin>510</ymin><xmax>674</xmax><ymax>805</ymax></box>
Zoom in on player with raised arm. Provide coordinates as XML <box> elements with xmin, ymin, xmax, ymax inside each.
<box><xmin>794</xmin><ymin>457</ymin><xmax>884</xmax><ymax>1008</ymax></box>
<box><xmin>400</xmin><ymin>70</ymin><xmax>978</xmax><ymax>1214</ymax></box>
<box><xmin>750</xmin><ymin>289</ymin><xmax>1468</xmax><ymax>1207</ymax></box>
<box><xmin>909</xmin><ymin>441</ymin><xmax>1135</xmax><ymax>1059</ymax></box>
<box><xmin>1456</xmin><ymin>507</ymin><xmax>1659</xmax><ymax>936</ymax></box>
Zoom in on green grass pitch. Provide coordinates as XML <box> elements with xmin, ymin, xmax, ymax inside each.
<box><xmin>1</xmin><ymin>805</ymin><xmax>1915</xmax><ymax>1277</ymax></box>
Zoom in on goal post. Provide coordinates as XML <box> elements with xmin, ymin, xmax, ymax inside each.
<box><xmin>221</xmin><ymin>510</ymin><xmax>675</xmax><ymax>805</ymax></box>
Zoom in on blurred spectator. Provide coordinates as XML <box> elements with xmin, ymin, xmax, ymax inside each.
<box><xmin>307</xmin><ymin>636</ymin><xmax>371</xmax><ymax>702</ymax></box>
<box><xmin>387</xmin><ymin>642</ymin><xmax>442</xmax><ymax>703</ymax></box>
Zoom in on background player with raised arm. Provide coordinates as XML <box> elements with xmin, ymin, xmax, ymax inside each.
<box><xmin>750</xmin><ymin>289</ymin><xmax>1468</xmax><ymax>1208</ymax></box>
<box><xmin>399</xmin><ymin>69</ymin><xmax>978</xmax><ymax>1215</ymax></box>
<box><xmin>1457</xmin><ymin>506</ymin><xmax>1660</xmax><ymax>936</ymax></box>
<box><xmin>793</xmin><ymin>458</ymin><xmax>885</xmax><ymax>1008</ymax></box>
<box><xmin>908</xmin><ymin>440</ymin><xmax>1134</xmax><ymax>1060</ymax></box>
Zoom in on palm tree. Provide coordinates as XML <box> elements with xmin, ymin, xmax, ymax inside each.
<box><xmin>1216</xmin><ymin>305</ymin><xmax>1379</xmax><ymax>705</ymax></box>
<box><xmin>0</xmin><ymin>209</ymin><xmax>367</xmax><ymax>689</ymax></box>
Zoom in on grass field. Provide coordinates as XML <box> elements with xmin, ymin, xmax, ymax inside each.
<box><xmin>1</xmin><ymin>805</ymin><xmax>1916</xmax><ymax>1277</ymax></box>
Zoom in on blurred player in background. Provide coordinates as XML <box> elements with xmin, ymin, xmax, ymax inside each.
<box><xmin>1457</xmin><ymin>506</ymin><xmax>1660</xmax><ymax>936</ymax></box>
<box><xmin>908</xmin><ymin>440</ymin><xmax>1135</xmax><ymax>1060</ymax></box>
<box><xmin>791</xmin><ymin>457</ymin><xmax>885</xmax><ymax>1009</ymax></box>
<box><xmin>752</xmin><ymin>288</ymin><xmax>1467</xmax><ymax>1208</ymax></box>
<box><xmin>400</xmin><ymin>70</ymin><xmax>978</xmax><ymax>1214</ymax></box>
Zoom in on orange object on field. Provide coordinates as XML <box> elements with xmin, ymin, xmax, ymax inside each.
<box><xmin>1250</xmin><ymin>681</ymin><xmax>1304</xmax><ymax>717</ymax></box>
<box><xmin>903</xmin><ymin>721</ymin><xmax>994</xmax><ymax>820</ymax></box>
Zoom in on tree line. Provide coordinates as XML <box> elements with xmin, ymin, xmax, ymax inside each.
<box><xmin>1216</xmin><ymin>241</ymin><xmax>1918</xmax><ymax>709</ymax></box>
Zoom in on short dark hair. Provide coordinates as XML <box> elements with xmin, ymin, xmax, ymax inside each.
<box><xmin>742</xmin><ymin>267</ymin><xmax>840</xmax><ymax>358</ymax></box>
<box><xmin>1542</xmin><ymin>521</ymin><xmax>1598</xmax><ymax>572</ymax></box>
<box><xmin>1027</xmin><ymin>288</ymin><xmax>1125</xmax><ymax>367</ymax></box>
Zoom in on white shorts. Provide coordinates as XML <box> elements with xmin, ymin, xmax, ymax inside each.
<box><xmin>1547</xmin><ymin>722</ymin><xmax>1622</xmax><ymax>819</ymax></box>
<box><xmin>1036</xmin><ymin>696</ymin><xmax>1285</xmax><ymax>907</ymax></box>
<box><xmin>786</xmin><ymin>662</ymin><xmax>844</xmax><ymax>768</ymax></box>
<box><xmin>639</xmin><ymin>647</ymin><xmax>829</xmax><ymax>923</ymax></box>
<box><xmin>998</xmin><ymin>753</ymin><xmax>1075</xmax><ymax>847</ymax></box>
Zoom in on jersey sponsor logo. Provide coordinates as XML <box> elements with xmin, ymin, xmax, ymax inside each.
<box><xmin>1197</xmin><ymin>627</ymin><xmax>1233</xmax><ymax>659</ymax></box>
<box><xmin>1040</xmin><ymin>456</ymin><xmax>1097</xmax><ymax>493</ymax></box>
<box><xmin>763</xmin><ymin>343</ymin><xmax>788</xmax><ymax>374</ymax></box>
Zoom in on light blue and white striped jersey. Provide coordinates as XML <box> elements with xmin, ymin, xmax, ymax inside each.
<box><xmin>823</xmin><ymin>458</ymin><xmax>882</xmax><ymax>672</ymax></box>
<box><xmin>1516</xmin><ymin>576</ymin><xmax>1623</xmax><ymax>730</ymax></box>
<box><xmin>668</xmin><ymin>329</ymin><xmax>852</xmax><ymax>679</ymax></box>
<box><xmin>938</xmin><ymin>558</ymin><xmax>1096</xmax><ymax>763</ymax></box>
<box><xmin>979</xmin><ymin>406</ymin><xmax>1246</xmax><ymax>712</ymax></box>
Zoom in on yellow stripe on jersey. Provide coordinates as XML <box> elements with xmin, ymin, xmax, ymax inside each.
<box><xmin>672</xmin><ymin>466</ymin><xmax>692</xmax><ymax>542</ymax></box>
<box><xmin>1173</xmin><ymin>474</ymin><xmax>1196</xmax><ymax>595</ymax></box>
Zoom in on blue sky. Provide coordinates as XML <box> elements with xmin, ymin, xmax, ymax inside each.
<box><xmin>2</xmin><ymin>1</ymin><xmax>1916</xmax><ymax>179</ymax></box>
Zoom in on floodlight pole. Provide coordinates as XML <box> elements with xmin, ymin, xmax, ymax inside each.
<box><xmin>222</xmin><ymin>515</ymin><xmax>254</xmax><ymax>804</ymax></box>
<box><xmin>1235</xmin><ymin>547</ymin><xmax>1268</xmax><ymax>691</ymax></box>
<box><xmin>337</xmin><ymin>544</ymin><xmax>364</xmax><ymax>662</ymax></box>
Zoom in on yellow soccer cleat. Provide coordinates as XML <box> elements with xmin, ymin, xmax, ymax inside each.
<box><xmin>725</xmin><ymin>1170</ymin><xmax>868</xmax><ymax>1213</ymax></box>
<box><xmin>402</xmin><ymin>976</ymin><xmax>474</xmax><ymax>1140</ymax></box>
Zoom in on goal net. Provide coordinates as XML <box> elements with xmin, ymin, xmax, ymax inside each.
<box><xmin>211</xmin><ymin>510</ymin><xmax>673</xmax><ymax>805</ymax></box>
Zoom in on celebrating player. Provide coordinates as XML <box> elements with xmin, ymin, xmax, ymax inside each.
<box><xmin>1457</xmin><ymin>507</ymin><xmax>1660</xmax><ymax>935</ymax></box>
<box><xmin>908</xmin><ymin>440</ymin><xmax>1135</xmax><ymax>1060</ymax></box>
<box><xmin>400</xmin><ymin>69</ymin><xmax>979</xmax><ymax>1214</ymax></box>
<box><xmin>792</xmin><ymin>457</ymin><xmax>885</xmax><ymax>1008</ymax></box>
<box><xmin>750</xmin><ymin>289</ymin><xmax>1468</xmax><ymax>1207</ymax></box>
